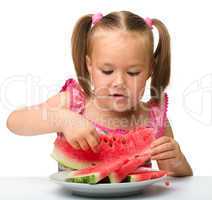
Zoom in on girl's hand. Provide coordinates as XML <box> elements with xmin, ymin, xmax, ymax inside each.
<box><xmin>60</xmin><ymin>110</ymin><xmax>99</xmax><ymax>153</ymax></box>
<box><xmin>150</xmin><ymin>136</ymin><xmax>182</xmax><ymax>161</ymax></box>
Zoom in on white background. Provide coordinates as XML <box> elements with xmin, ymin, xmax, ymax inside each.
<box><xmin>0</xmin><ymin>0</ymin><xmax>211</xmax><ymax>177</ymax></box>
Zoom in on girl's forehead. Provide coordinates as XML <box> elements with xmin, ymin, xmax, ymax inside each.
<box><xmin>92</xmin><ymin>30</ymin><xmax>143</xmax><ymax>45</ymax></box>
<box><xmin>90</xmin><ymin>30</ymin><xmax>150</xmax><ymax>64</ymax></box>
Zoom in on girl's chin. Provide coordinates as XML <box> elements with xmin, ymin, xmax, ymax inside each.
<box><xmin>110</xmin><ymin>103</ymin><xmax>136</xmax><ymax>113</ymax></box>
<box><xmin>93</xmin><ymin>96</ymin><xmax>139</xmax><ymax>112</ymax></box>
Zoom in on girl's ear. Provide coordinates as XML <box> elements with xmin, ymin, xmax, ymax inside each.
<box><xmin>86</xmin><ymin>55</ymin><xmax>92</xmax><ymax>74</ymax></box>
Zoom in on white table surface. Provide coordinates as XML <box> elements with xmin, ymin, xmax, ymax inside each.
<box><xmin>0</xmin><ymin>176</ymin><xmax>211</xmax><ymax>199</ymax></box>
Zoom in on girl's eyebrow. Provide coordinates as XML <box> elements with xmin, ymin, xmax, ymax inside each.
<box><xmin>103</xmin><ymin>63</ymin><xmax>114</xmax><ymax>67</ymax></box>
<box><xmin>103</xmin><ymin>63</ymin><xmax>143</xmax><ymax>69</ymax></box>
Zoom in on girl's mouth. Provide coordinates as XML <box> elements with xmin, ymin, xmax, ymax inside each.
<box><xmin>109</xmin><ymin>94</ymin><xmax>128</xmax><ymax>100</ymax></box>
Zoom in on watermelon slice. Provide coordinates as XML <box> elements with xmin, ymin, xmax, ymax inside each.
<box><xmin>51</xmin><ymin>127</ymin><xmax>157</xmax><ymax>184</ymax></box>
<box><xmin>51</xmin><ymin>127</ymin><xmax>155</xmax><ymax>170</ymax></box>
<box><xmin>67</xmin><ymin>153</ymin><xmax>152</xmax><ymax>184</ymax></box>
<box><xmin>109</xmin><ymin>153</ymin><xmax>151</xmax><ymax>183</ymax></box>
<box><xmin>127</xmin><ymin>170</ymin><xmax>167</xmax><ymax>182</ymax></box>
<box><xmin>66</xmin><ymin>158</ymin><xmax>128</xmax><ymax>184</ymax></box>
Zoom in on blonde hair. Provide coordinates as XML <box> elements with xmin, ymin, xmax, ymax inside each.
<box><xmin>71</xmin><ymin>10</ymin><xmax>171</xmax><ymax>103</ymax></box>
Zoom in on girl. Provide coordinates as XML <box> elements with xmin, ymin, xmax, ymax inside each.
<box><xmin>7</xmin><ymin>11</ymin><xmax>193</xmax><ymax>177</ymax></box>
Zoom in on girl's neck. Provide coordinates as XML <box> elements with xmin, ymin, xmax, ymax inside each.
<box><xmin>84</xmin><ymin>95</ymin><xmax>146</xmax><ymax>128</ymax></box>
<box><xmin>84</xmin><ymin>95</ymin><xmax>146</xmax><ymax>122</ymax></box>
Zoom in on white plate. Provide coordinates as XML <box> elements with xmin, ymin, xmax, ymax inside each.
<box><xmin>49</xmin><ymin>170</ymin><xmax>167</xmax><ymax>197</ymax></box>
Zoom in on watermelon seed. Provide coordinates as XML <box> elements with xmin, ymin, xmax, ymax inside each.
<box><xmin>91</xmin><ymin>163</ymin><xmax>96</xmax><ymax>166</ymax></box>
<box><xmin>122</xmin><ymin>139</ymin><xmax>126</xmax><ymax>144</ymax></box>
<box><xmin>109</xmin><ymin>142</ymin><xmax>113</xmax><ymax>147</ymax></box>
<box><xmin>112</xmin><ymin>137</ymin><xmax>116</xmax><ymax>141</ymax></box>
<box><xmin>134</xmin><ymin>155</ymin><xmax>140</xmax><ymax>158</ymax></box>
<box><xmin>123</xmin><ymin>159</ymin><xmax>129</xmax><ymax>165</ymax></box>
<box><xmin>104</xmin><ymin>138</ymin><xmax>108</xmax><ymax>143</ymax></box>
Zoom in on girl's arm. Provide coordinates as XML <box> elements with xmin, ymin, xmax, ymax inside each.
<box><xmin>151</xmin><ymin>119</ymin><xmax>193</xmax><ymax>177</ymax></box>
<box><xmin>6</xmin><ymin>91</ymin><xmax>73</xmax><ymax>135</ymax></box>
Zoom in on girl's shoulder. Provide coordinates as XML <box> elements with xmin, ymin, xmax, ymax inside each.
<box><xmin>60</xmin><ymin>78</ymin><xmax>86</xmax><ymax>114</ymax></box>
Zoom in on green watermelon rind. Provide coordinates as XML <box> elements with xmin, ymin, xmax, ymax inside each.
<box><xmin>66</xmin><ymin>172</ymin><xmax>100</xmax><ymax>184</ymax></box>
<box><xmin>126</xmin><ymin>175</ymin><xmax>137</xmax><ymax>182</ymax></box>
<box><xmin>50</xmin><ymin>148</ymin><xmax>92</xmax><ymax>170</ymax></box>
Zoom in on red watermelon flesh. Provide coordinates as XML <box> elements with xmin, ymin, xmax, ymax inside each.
<box><xmin>66</xmin><ymin>158</ymin><xmax>129</xmax><ymax>184</ymax></box>
<box><xmin>67</xmin><ymin>152</ymin><xmax>152</xmax><ymax>184</ymax></box>
<box><xmin>127</xmin><ymin>170</ymin><xmax>167</xmax><ymax>182</ymax></box>
<box><xmin>109</xmin><ymin>153</ymin><xmax>151</xmax><ymax>183</ymax></box>
<box><xmin>51</xmin><ymin>127</ymin><xmax>155</xmax><ymax>170</ymax></box>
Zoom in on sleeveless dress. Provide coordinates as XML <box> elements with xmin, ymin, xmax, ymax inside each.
<box><xmin>57</xmin><ymin>78</ymin><xmax>169</xmax><ymax>171</ymax></box>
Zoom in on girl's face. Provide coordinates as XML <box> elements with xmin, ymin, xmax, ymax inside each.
<box><xmin>86</xmin><ymin>30</ymin><xmax>152</xmax><ymax>114</ymax></box>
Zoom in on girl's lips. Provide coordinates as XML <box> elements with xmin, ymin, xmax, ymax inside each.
<box><xmin>109</xmin><ymin>94</ymin><xmax>128</xmax><ymax>100</ymax></box>
<box><xmin>110</xmin><ymin>93</ymin><xmax>125</xmax><ymax>96</ymax></box>
<box><xmin>109</xmin><ymin>94</ymin><xmax>127</xmax><ymax>97</ymax></box>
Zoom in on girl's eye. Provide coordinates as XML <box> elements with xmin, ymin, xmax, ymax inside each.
<box><xmin>127</xmin><ymin>72</ymin><xmax>141</xmax><ymax>76</ymax></box>
<box><xmin>101</xmin><ymin>70</ymin><xmax>141</xmax><ymax>76</ymax></box>
<box><xmin>102</xmin><ymin>70</ymin><xmax>113</xmax><ymax>75</ymax></box>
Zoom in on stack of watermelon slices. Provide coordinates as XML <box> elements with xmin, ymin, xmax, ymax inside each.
<box><xmin>51</xmin><ymin>127</ymin><xmax>167</xmax><ymax>184</ymax></box>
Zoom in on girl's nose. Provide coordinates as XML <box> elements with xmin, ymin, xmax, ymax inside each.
<box><xmin>112</xmin><ymin>72</ymin><xmax>125</xmax><ymax>88</ymax></box>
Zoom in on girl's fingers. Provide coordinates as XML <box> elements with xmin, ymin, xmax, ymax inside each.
<box><xmin>86</xmin><ymin>134</ymin><xmax>99</xmax><ymax>153</ymax></box>
<box><xmin>151</xmin><ymin>150</ymin><xmax>177</xmax><ymax>160</ymax></box>
<box><xmin>78</xmin><ymin>138</ymin><xmax>90</xmax><ymax>151</ymax></box>
<box><xmin>70</xmin><ymin>140</ymin><xmax>80</xmax><ymax>150</ymax></box>
<box><xmin>151</xmin><ymin>142</ymin><xmax>175</xmax><ymax>156</ymax></box>
<box><xmin>151</xmin><ymin>136</ymin><xmax>171</xmax><ymax>148</ymax></box>
<box><xmin>90</xmin><ymin>130</ymin><xmax>100</xmax><ymax>141</ymax></box>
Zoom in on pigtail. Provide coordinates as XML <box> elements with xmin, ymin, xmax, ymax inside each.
<box><xmin>71</xmin><ymin>14</ymin><xmax>93</xmax><ymax>97</ymax></box>
<box><xmin>150</xmin><ymin>19</ymin><xmax>171</xmax><ymax>104</ymax></box>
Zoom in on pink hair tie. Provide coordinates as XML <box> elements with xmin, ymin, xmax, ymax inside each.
<box><xmin>91</xmin><ymin>12</ymin><xmax>103</xmax><ymax>28</ymax></box>
<box><xmin>144</xmin><ymin>17</ymin><xmax>153</xmax><ymax>29</ymax></box>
